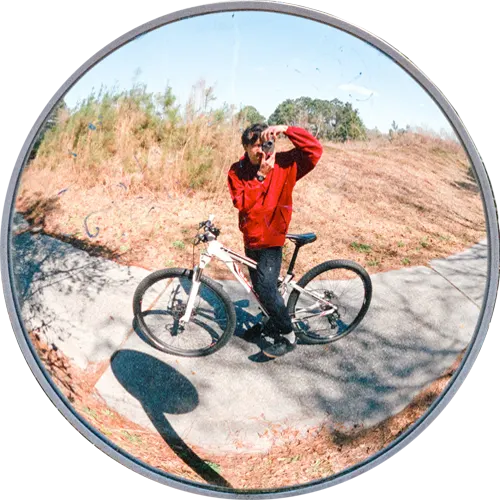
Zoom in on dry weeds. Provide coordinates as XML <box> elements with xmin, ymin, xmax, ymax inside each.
<box><xmin>16</xmin><ymin>132</ymin><xmax>485</xmax><ymax>280</ymax></box>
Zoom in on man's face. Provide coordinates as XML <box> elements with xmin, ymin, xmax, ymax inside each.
<box><xmin>244</xmin><ymin>138</ymin><xmax>264</xmax><ymax>166</ymax></box>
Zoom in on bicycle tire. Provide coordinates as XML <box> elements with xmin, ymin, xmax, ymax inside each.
<box><xmin>133</xmin><ymin>268</ymin><xmax>236</xmax><ymax>357</ymax></box>
<box><xmin>287</xmin><ymin>260</ymin><xmax>372</xmax><ymax>344</ymax></box>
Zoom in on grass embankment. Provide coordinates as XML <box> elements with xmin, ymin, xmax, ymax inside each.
<box><xmin>16</xmin><ymin>85</ymin><xmax>485</xmax><ymax>278</ymax></box>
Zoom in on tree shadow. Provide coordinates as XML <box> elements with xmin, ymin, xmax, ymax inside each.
<box><xmin>201</xmin><ymin>260</ymin><xmax>486</xmax><ymax>435</ymax></box>
<box><xmin>326</xmin><ymin>365</ymin><xmax>450</xmax><ymax>449</ymax></box>
<box><xmin>16</xmin><ymin>197</ymin><xmax>120</xmax><ymax>260</ymax></box>
<box><xmin>10</xmin><ymin>211</ymin><xmax>143</xmax><ymax>366</ymax></box>
<box><xmin>15</xmin><ymin>196</ymin><xmax>60</xmax><ymax>230</ymax></box>
<box><xmin>451</xmin><ymin>180</ymin><xmax>480</xmax><ymax>193</ymax></box>
<box><xmin>11</xmin><ymin>212</ymin><xmax>126</xmax><ymax>305</ymax></box>
<box><xmin>117</xmin><ymin>266</ymin><xmax>478</xmax><ymax>472</ymax></box>
<box><xmin>110</xmin><ymin>349</ymin><xmax>232</xmax><ymax>488</ymax></box>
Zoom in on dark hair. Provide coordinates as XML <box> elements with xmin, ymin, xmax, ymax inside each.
<box><xmin>241</xmin><ymin>123</ymin><xmax>268</xmax><ymax>147</ymax></box>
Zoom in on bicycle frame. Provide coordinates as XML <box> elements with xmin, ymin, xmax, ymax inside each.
<box><xmin>179</xmin><ymin>238</ymin><xmax>339</xmax><ymax>326</ymax></box>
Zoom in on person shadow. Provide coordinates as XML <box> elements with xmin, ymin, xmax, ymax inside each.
<box><xmin>110</xmin><ymin>349</ymin><xmax>232</xmax><ymax>488</ymax></box>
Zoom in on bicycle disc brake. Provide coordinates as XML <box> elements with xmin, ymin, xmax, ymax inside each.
<box><xmin>171</xmin><ymin>302</ymin><xmax>196</xmax><ymax>334</ymax></box>
<box><xmin>320</xmin><ymin>291</ymin><xmax>345</xmax><ymax>331</ymax></box>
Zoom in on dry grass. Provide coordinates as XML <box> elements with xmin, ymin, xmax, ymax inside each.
<box><xmin>31</xmin><ymin>82</ymin><xmax>242</xmax><ymax>196</ymax></box>
<box><xmin>16</xmin><ymin>122</ymin><xmax>486</xmax><ymax>279</ymax></box>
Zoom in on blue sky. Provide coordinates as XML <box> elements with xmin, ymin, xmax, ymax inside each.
<box><xmin>64</xmin><ymin>11</ymin><xmax>455</xmax><ymax>136</ymax></box>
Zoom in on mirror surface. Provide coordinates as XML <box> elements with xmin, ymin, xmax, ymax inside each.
<box><xmin>9</xmin><ymin>10</ymin><xmax>487</xmax><ymax>492</ymax></box>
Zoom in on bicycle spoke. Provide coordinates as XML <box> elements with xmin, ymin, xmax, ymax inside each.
<box><xmin>289</xmin><ymin>262</ymin><xmax>371</xmax><ymax>343</ymax></box>
<box><xmin>140</xmin><ymin>275</ymin><xmax>229</xmax><ymax>352</ymax></box>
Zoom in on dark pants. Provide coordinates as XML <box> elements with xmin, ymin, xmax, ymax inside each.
<box><xmin>245</xmin><ymin>246</ymin><xmax>294</xmax><ymax>335</ymax></box>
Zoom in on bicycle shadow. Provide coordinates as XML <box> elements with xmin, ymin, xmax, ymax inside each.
<box><xmin>231</xmin><ymin>299</ymin><xmax>275</xmax><ymax>362</ymax></box>
<box><xmin>157</xmin><ymin>277</ymin><xmax>263</xmax><ymax>345</ymax></box>
<box><xmin>231</xmin><ymin>297</ymin><xmax>315</xmax><ymax>363</ymax></box>
<box><xmin>110</xmin><ymin>349</ymin><xmax>232</xmax><ymax>488</ymax></box>
<box><xmin>134</xmin><ymin>279</ymin><xmax>283</xmax><ymax>364</ymax></box>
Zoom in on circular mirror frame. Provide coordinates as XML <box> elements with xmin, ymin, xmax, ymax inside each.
<box><xmin>0</xmin><ymin>1</ymin><xmax>499</xmax><ymax>499</ymax></box>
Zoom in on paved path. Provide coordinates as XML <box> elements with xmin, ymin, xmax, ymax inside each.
<box><xmin>11</xmin><ymin>213</ymin><xmax>488</xmax><ymax>452</ymax></box>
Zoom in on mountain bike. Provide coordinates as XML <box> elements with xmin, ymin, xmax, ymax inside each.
<box><xmin>133</xmin><ymin>215</ymin><xmax>372</xmax><ymax>357</ymax></box>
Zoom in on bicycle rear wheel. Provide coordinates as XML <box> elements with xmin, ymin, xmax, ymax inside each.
<box><xmin>133</xmin><ymin>268</ymin><xmax>236</xmax><ymax>357</ymax></box>
<box><xmin>287</xmin><ymin>260</ymin><xmax>372</xmax><ymax>344</ymax></box>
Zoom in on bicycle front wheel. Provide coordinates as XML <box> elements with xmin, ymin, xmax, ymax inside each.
<box><xmin>287</xmin><ymin>260</ymin><xmax>372</xmax><ymax>344</ymax></box>
<box><xmin>133</xmin><ymin>268</ymin><xmax>236</xmax><ymax>357</ymax></box>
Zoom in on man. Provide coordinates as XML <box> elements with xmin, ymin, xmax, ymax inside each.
<box><xmin>227</xmin><ymin>123</ymin><xmax>323</xmax><ymax>357</ymax></box>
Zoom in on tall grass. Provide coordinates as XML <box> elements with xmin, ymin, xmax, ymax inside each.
<box><xmin>27</xmin><ymin>79</ymin><xmax>472</xmax><ymax>203</ymax></box>
<box><xmin>30</xmin><ymin>80</ymin><xmax>245</xmax><ymax>196</ymax></box>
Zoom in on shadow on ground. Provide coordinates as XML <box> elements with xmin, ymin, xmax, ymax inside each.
<box><xmin>110</xmin><ymin>349</ymin><xmax>232</xmax><ymax>487</ymax></box>
<box><xmin>10</xmin><ymin>211</ymin><xmax>148</xmax><ymax>367</ymax></box>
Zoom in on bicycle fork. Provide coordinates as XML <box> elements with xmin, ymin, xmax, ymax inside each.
<box><xmin>178</xmin><ymin>251</ymin><xmax>212</xmax><ymax>326</ymax></box>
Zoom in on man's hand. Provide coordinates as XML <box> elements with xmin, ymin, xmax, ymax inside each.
<box><xmin>258</xmin><ymin>150</ymin><xmax>276</xmax><ymax>176</ymax></box>
<box><xmin>256</xmin><ymin>125</ymin><xmax>287</xmax><ymax>177</ymax></box>
<box><xmin>261</xmin><ymin>125</ymin><xmax>288</xmax><ymax>142</ymax></box>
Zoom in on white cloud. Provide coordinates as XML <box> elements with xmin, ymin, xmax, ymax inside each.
<box><xmin>338</xmin><ymin>83</ymin><xmax>379</xmax><ymax>96</ymax></box>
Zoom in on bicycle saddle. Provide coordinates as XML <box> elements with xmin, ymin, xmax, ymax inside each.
<box><xmin>286</xmin><ymin>233</ymin><xmax>317</xmax><ymax>246</ymax></box>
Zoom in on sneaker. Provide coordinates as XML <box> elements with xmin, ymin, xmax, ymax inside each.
<box><xmin>262</xmin><ymin>336</ymin><xmax>297</xmax><ymax>358</ymax></box>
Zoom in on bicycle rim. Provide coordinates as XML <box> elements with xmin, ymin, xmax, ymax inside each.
<box><xmin>135</xmin><ymin>271</ymin><xmax>233</xmax><ymax>356</ymax></box>
<box><xmin>289</xmin><ymin>261</ymin><xmax>371</xmax><ymax>343</ymax></box>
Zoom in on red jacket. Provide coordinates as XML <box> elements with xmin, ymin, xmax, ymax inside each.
<box><xmin>227</xmin><ymin>126</ymin><xmax>323</xmax><ymax>249</ymax></box>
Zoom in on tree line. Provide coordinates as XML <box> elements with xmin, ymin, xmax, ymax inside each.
<box><xmin>237</xmin><ymin>96</ymin><xmax>367</xmax><ymax>141</ymax></box>
<box><xmin>31</xmin><ymin>85</ymin><xmax>368</xmax><ymax>162</ymax></box>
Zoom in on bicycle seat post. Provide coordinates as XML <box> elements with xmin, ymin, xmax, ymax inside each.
<box><xmin>285</xmin><ymin>233</ymin><xmax>317</xmax><ymax>276</ymax></box>
<box><xmin>286</xmin><ymin>243</ymin><xmax>300</xmax><ymax>276</ymax></box>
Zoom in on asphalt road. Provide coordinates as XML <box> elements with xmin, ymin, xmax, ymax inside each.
<box><xmin>10</xmin><ymin>213</ymin><xmax>487</xmax><ymax>452</ymax></box>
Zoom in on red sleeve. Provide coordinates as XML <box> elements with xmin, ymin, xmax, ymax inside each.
<box><xmin>227</xmin><ymin>168</ymin><xmax>245</xmax><ymax>212</ymax></box>
<box><xmin>285</xmin><ymin>126</ymin><xmax>323</xmax><ymax>181</ymax></box>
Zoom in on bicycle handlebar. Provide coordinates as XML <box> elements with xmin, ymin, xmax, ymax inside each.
<box><xmin>194</xmin><ymin>215</ymin><xmax>220</xmax><ymax>245</ymax></box>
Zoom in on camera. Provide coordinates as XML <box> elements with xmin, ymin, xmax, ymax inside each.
<box><xmin>261</xmin><ymin>139</ymin><xmax>275</xmax><ymax>154</ymax></box>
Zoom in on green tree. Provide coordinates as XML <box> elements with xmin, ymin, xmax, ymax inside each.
<box><xmin>332</xmin><ymin>102</ymin><xmax>367</xmax><ymax>141</ymax></box>
<box><xmin>268</xmin><ymin>96</ymin><xmax>366</xmax><ymax>142</ymax></box>
<box><xmin>389</xmin><ymin>120</ymin><xmax>409</xmax><ymax>141</ymax></box>
<box><xmin>155</xmin><ymin>85</ymin><xmax>180</xmax><ymax>124</ymax></box>
<box><xmin>236</xmin><ymin>105</ymin><xmax>266</xmax><ymax>126</ymax></box>
<box><xmin>268</xmin><ymin>98</ymin><xmax>301</xmax><ymax>127</ymax></box>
